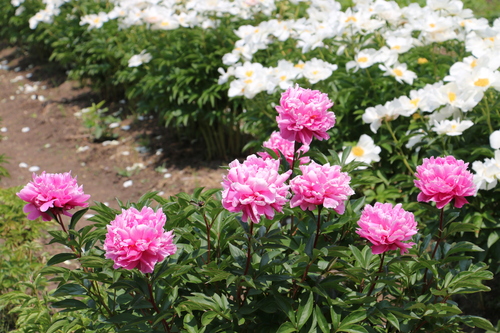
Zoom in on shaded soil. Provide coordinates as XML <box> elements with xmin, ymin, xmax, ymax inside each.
<box><xmin>0</xmin><ymin>45</ymin><xmax>227</xmax><ymax>211</ymax></box>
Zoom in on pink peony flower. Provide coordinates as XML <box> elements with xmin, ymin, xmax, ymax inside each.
<box><xmin>414</xmin><ymin>156</ymin><xmax>476</xmax><ymax>209</ymax></box>
<box><xmin>356</xmin><ymin>202</ymin><xmax>418</xmax><ymax>255</ymax></box>
<box><xmin>221</xmin><ymin>154</ymin><xmax>292</xmax><ymax>223</ymax></box>
<box><xmin>257</xmin><ymin>131</ymin><xmax>310</xmax><ymax>166</ymax></box>
<box><xmin>104</xmin><ymin>207</ymin><xmax>177</xmax><ymax>273</ymax></box>
<box><xmin>290</xmin><ymin>161</ymin><xmax>354</xmax><ymax>213</ymax></box>
<box><xmin>16</xmin><ymin>171</ymin><xmax>90</xmax><ymax>221</ymax></box>
<box><xmin>276</xmin><ymin>85</ymin><xmax>335</xmax><ymax>145</ymax></box>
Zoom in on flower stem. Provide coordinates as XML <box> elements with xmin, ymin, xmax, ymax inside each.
<box><xmin>384</xmin><ymin>119</ymin><xmax>414</xmax><ymax>175</ymax></box>
<box><xmin>146</xmin><ymin>274</ymin><xmax>170</xmax><ymax>332</ymax></box>
<box><xmin>243</xmin><ymin>222</ymin><xmax>254</xmax><ymax>276</ymax></box>
<box><xmin>423</xmin><ymin>207</ymin><xmax>445</xmax><ymax>290</ymax></box>
<box><xmin>237</xmin><ymin>222</ymin><xmax>254</xmax><ymax>307</ymax></box>
<box><xmin>367</xmin><ymin>252</ymin><xmax>385</xmax><ymax>297</ymax></box>
<box><xmin>313</xmin><ymin>206</ymin><xmax>323</xmax><ymax>249</ymax></box>
<box><xmin>202</xmin><ymin>210</ymin><xmax>211</xmax><ymax>264</ymax></box>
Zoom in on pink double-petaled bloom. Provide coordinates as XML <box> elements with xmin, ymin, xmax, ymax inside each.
<box><xmin>104</xmin><ymin>206</ymin><xmax>177</xmax><ymax>274</ymax></box>
<box><xmin>221</xmin><ymin>155</ymin><xmax>292</xmax><ymax>224</ymax></box>
<box><xmin>276</xmin><ymin>85</ymin><xmax>335</xmax><ymax>145</ymax></box>
<box><xmin>414</xmin><ymin>156</ymin><xmax>476</xmax><ymax>209</ymax></box>
<box><xmin>356</xmin><ymin>202</ymin><xmax>418</xmax><ymax>255</ymax></box>
<box><xmin>289</xmin><ymin>161</ymin><xmax>354</xmax><ymax>214</ymax></box>
<box><xmin>17</xmin><ymin>171</ymin><xmax>90</xmax><ymax>221</ymax></box>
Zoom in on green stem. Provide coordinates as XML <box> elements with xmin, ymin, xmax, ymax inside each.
<box><xmin>423</xmin><ymin>208</ymin><xmax>445</xmax><ymax>290</ymax></box>
<box><xmin>367</xmin><ymin>252</ymin><xmax>385</xmax><ymax>297</ymax></box>
<box><xmin>313</xmin><ymin>206</ymin><xmax>323</xmax><ymax>249</ymax></box>
<box><xmin>146</xmin><ymin>274</ymin><xmax>170</xmax><ymax>332</ymax></box>
<box><xmin>384</xmin><ymin>119</ymin><xmax>414</xmax><ymax>174</ymax></box>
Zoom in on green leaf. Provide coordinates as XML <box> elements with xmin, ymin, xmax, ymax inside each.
<box><xmin>385</xmin><ymin>312</ymin><xmax>400</xmax><ymax>330</ymax></box>
<box><xmin>46</xmin><ymin>319</ymin><xmax>70</xmax><ymax>333</ymax></box>
<box><xmin>445</xmin><ymin>222</ymin><xmax>478</xmax><ymax>236</ymax></box>
<box><xmin>340</xmin><ymin>310</ymin><xmax>367</xmax><ymax>326</ymax></box>
<box><xmin>51</xmin><ymin>299</ymin><xmax>89</xmax><ymax>310</ymax></box>
<box><xmin>52</xmin><ymin>283</ymin><xmax>87</xmax><ymax>297</ymax></box>
<box><xmin>47</xmin><ymin>253</ymin><xmax>78</xmax><ymax>266</ymax></box>
<box><xmin>297</xmin><ymin>293</ymin><xmax>314</xmax><ymax>329</ymax></box>
<box><xmin>487</xmin><ymin>231</ymin><xmax>500</xmax><ymax>248</ymax></box>
<box><xmin>69</xmin><ymin>207</ymin><xmax>89</xmax><ymax>231</ymax></box>
<box><xmin>228</xmin><ymin>243</ymin><xmax>246</xmax><ymax>269</ymax></box>
<box><xmin>338</xmin><ymin>324</ymin><xmax>368</xmax><ymax>333</ymax></box>
<box><xmin>459</xmin><ymin>315</ymin><xmax>495</xmax><ymax>331</ymax></box>
<box><xmin>445</xmin><ymin>241</ymin><xmax>484</xmax><ymax>256</ymax></box>
<box><xmin>276</xmin><ymin>322</ymin><xmax>297</xmax><ymax>333</ymax></box>
<box><xmin>315</xmin><ymin>306</ymin><xmax>330</xmax><ymax>333</ymax></box>
<box><xmin>201</xmin><ymin>311</ymin><xmax>218</xmax><ymax>326</ymax></box>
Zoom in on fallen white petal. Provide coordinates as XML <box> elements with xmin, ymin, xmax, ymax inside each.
<box><xmin>19</xmin><ymin>162</ymin><xmax>28</xmax><ymax>168</ymax></box>
<box><xmin>76</xmin><ymin>146</ymin><xmax>90</xmax><ymax>153</ymax></box>
<box><xmin>121</xmin><ymin>125</ymin><xmax>130</xmax><ymax>131</ymax></box>
<box><xmin>164</xmin><ymin>173</ymin><xmax>172</xmax><ymax>178</ymax></box>
<box><xmin>28</xmin><ymin>166</ymin><xmax>40</xmax><ymax>172</ymax></box>
<box><xmin>21</xmin><ymin>127</ymin><xmax>30</xmax><ymax>133</ymax></box>
<box><xmin>102</xmin><ymin>140</ymin><xmax>120</xmax><ymax>146</ymax></box>
<box><xmin>10</xmin><ymin>75</ymin><xmax>24</xmax><ymax>82</ymax></box>
<box><xmin>38</xmin><ymin>95</ymin><xmax>45</xmax><ymax>101</ymax></box>
<box><xmin>123</xmin><ymin>180</ymin><xmax>133</xmax><ymax>188</ymax></box>
<box><xmin>0</xmin><ymin>127</ymin><xmax>6</xmax><ymax>132</ymax></box>
<box><xmin>109</xmin><ymin>122</ymin><xmax>120</xmax><ymax>128</ymax></box>
<box><xmin>120</xmin><ymin>151</ymin><xmax>130</xmax><ymax>156</ymax></box>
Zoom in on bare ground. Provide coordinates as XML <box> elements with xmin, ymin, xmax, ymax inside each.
<box><xmin>0</xmin><ymin>45</ymin><xmax>227</xmax><ymax>211</ymax></box>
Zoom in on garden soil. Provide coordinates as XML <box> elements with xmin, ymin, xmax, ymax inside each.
<box><xmin>0</xmin><ymin>45</ymin><xmax>226</xmax><ymax>213</ymax></box>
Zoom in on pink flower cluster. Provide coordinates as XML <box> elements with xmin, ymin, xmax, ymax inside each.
<box><xmin>356</xmin><ymin>202</ymin><xmax>418</xmax><ymax>255</ymax></box>
<box><xmin>258</xmin><ymin>131</ymin><xmax>310</xmax><ymax>166</ymax></box>
<box><xmin>414</xmin><ymin>156</ymin><xmax>476</xmax><ymax>209</ymax></box>
<box><xmin>16</xmin><ymin>171</ymin><xmax>90</xmax><ymax>221</ymax></box>
<box><xmin>276</xmin><ymin>85</ymin><xmax>335</xmax><ymax>145</ymax></box>
<box><xmin>290</xmin><ymin>161</ymin><xmax>354</xmax><ymax>214</ymax></box>
<box><xmin>104</xmin><ymin>207</ymin><xmax>177</xmax><ymax>274</ymax></box>
<box><xmin>221</xmin><ymin>155</ymin><xmax>292</xmax><ymax>223</ymax></box>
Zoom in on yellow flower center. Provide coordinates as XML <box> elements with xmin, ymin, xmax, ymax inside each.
<box><xmin>391</xmin><ymin>45</ymin><xmax>401</xmax><ymax>50</ymax></box>
<box><xmin>244</xmin><ymin>79</ymin><xmax>253</xmax><ymax>84</ymax></box>
<box><xmin>448</xmin><ymin>92</ymin><xmax>456</xmax><ymax>102</ymax></box>
<box><xmin>417</xmin><ymin>58</ymin><xmax>428</xmax><ymax>64</ymax></box>
<box><xmin>393</xmin><ymin>69</ymin><xmax>403</xmax><ymax>77</ymax></box>
<box><xmin>245</xmin><ymin>70</ymin><xmax>253</xmax><ymax>77</ymax></box>
<box><xmin>312</xmin><ymin>70</ymin><xmax>319</xmax><ymax>75</ymax></box>
<box><xmin>358</xmin><ymin>56</ymin><xmax>368</xmax><ymax>63</ymax></box>
<box><xmin>352</xmin><ymin>146</ymin><xmax>364</xmax><ymax>157</ymax></box>
<box><xmin>280</xmin><ymin>75</ymin><xmax>286</xmax><ymax>81</ymax></box>
<box><xmin>295</xmin><ymin>63</ymin><xmax>305</xmax><ymax>69</ymax></box>
<box><xmin>429</xmin><ymin>23</ymin><xmax>436</xmax><ymax>28</ymax></box>
<box><xmin>474</xmin><ymin>78</ymin><xmax>489</xmax><ymax>87</ymax></box>
<box><xmin>93</xmin><ymin>18</ymin><xmax>100</xmax><ymax>23</ymax></box>
<box><xmin>345</xmin><ymin>16</ymin><xmax>357</xmax><ymax>23</ymax></box>
<box><xmin>471</xmin><ymin>60</ymin><xmax>477</xmax><ymax>68</ymax></box>
<box><xmin>410</xmin><ymin>98</ymin><xmax>419</xmax><ymax>107</ymax></box>
<box><xmin>451</xmin><ymin>124</ymin><xmax>458</xmax><ymax>131</ymax></box>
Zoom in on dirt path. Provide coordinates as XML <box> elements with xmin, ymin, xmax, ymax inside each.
<box><xmin>0</xmin><ymin>46</ymin><xmax>226</xmax><ymax>210</ymax></box>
